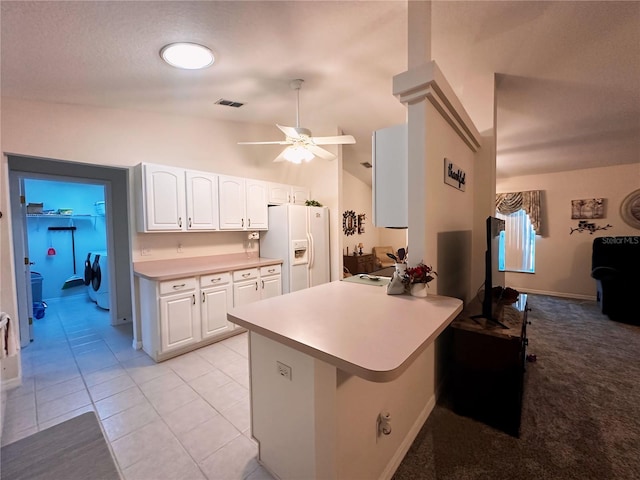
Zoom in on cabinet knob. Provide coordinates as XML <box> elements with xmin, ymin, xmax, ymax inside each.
<box><xmin>527</xmin><ymin>321</ymin><xmax>532</xmax><ymax>325</ymax></box>
<box><xmin>255</xmin><ymin>281</ymin><xmax>258</xmax><ymax>290</ymax></box>
<box><xmin>188</xmin><ymin>217</ymin><xmax>192</xmax><ymax>228</ymax></box>
<box><xmin>172</xmin><ymin>284</ymin><xmax>186</xmax><ymax>289</ymax></box>
<box><xmin>242</xmin><ymin>273</ymin><xmax>251</xmax><ymax>278</ymax></box>
<box><xmin>192</xmin><ymin>294</ymin><xmax>196</xmax><ymax>305</ymax></box>
<box><xmin>248</xmin><ymin>218</ymin><xmax>251</xmax><ymax>228</ymax></box>
<box><xmin>179</xmin><ymin>217</ymin><xmax>182</xmax><ymax>228</ymax></box>
<box><xmin>202</xmin><ymin>292</ymin><xmax>205</xmax><ymax>303</ymax></box>
<box><xmin>211</xmin><ymin>278</ymin><xmax>221</xmax><ymax>283</ymax></box>
<box><xmin>242</xmin><ymin>218</ymin><xmax>244</xmax><ymax>228</ymax></box>
<box><xmin>261</xmin><ymin>280</ymin><xmax>264</xmax><ymax>289</ymax></box>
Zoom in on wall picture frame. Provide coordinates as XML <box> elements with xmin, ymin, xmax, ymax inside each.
<box><xmin>571</xmin><ymin>198</ymin><xmax>605</xmax><ymax>219</ymax></box>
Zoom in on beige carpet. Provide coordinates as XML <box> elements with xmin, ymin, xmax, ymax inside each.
<box><xmin>1</xmin><ymin>411</ymin><xmax>120</xmax><ymax>480</ymax></box>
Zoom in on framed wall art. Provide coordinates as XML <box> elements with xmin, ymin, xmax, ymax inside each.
<box><xmin>571</xmin><ymin>198</ymin><xmax>605</xmax><ymax>219</ymax></box>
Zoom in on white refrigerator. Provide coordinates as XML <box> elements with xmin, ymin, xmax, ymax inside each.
<box><xmin>260</xmin><ymin>205</ymin><xmax>330</xmax><ymax>294</ymax></box>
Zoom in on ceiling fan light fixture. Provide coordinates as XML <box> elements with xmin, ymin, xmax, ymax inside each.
<box><xmin>283</xmin><ymin>146</ymin><xmax>314</xmax><ymax>164</ymax></box>
<box><xmin>160</xmin><ymin>42</ymin><xmax>214</xmax><ymax>70</ymax></box>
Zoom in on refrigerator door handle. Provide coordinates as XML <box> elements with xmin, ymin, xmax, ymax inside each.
<box><xmin>307</xmin><ymin>231</ymin><xmax>314</xmax><ymax>270</ymax></box>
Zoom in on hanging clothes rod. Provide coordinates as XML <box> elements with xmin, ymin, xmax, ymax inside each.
<box><xmin>47</xmin><ymin>226</ymin><xmax>77</xmax><ymax>231</ymax></box>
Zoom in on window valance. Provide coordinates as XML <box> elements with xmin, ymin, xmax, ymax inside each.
<box><xmin>496</xmin><ymin>190</ymin><xmax>541</xmax><ymax>233</ymax></box>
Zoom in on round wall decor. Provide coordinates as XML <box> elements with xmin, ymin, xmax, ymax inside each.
<box><xmin>620</xmin><ymin>188</ymin><xmax>640</xmax><ymax>229</ymax></box>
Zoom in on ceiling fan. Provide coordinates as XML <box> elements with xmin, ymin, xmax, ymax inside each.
<box><xmin>238</xmin><ymin>79</ymin><xmax>356</xmax><ymax>163</ymax></box>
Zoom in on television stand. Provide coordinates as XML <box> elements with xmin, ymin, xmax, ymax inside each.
<box><xmin>449</xmin><ymin>294</ymin><xmax>529</xmax><ymax>437</ymax></box>
<box><xmin>470</xmin><ymin>313</ymin><xmax>509</xmax><ymax>330</ymax></box>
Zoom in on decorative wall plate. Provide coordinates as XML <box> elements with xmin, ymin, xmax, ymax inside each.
<box><xmin>620</xmin><ymin>188</ymin><xmax>640</xmax><ymax>229</ymax></box>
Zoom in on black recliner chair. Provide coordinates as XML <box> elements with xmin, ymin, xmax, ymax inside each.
<box><xmin>591</xmin><ymin>236</ymin><xmax>640</xmax><ymax>324</ymax></box>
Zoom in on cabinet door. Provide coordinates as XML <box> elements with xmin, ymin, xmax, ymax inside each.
<box><xmin>372</xmin><ymin>125</ymin><xmax>407</xmax><ymax>228</ymax></box>
<box><xmin>233</xmin><ymin>280</ymin><xmax>261</xmax><ymax>307</ymax></box>
<box><xmin>159</xmin><ymin>292</ymin><xmax>199</xmax><ymax>353</ymax></box>
<box><xmin>201</xmin><ymin>284</ymin><xmax>232</xmax><ymax>339</ymax></box>
<box><xmin>261</xmin><ymin>275</ymin><xmax>282</xmax><ymax>300</ymax></box>
<box><xmin>245</xmin><ymin>179</ymin><xmax>268</xmax><ymax>230</ymax></box>
<box><xmin>143</xmin><ymin>164</ymin><xmax>186</xmax><ymax>231</ymax></box>
<box><xmin>218</xmin><ymin>175</ymin><xmax>246</xmax><ymax>230</ymax></box>
<box><xmin>290</xmin><ymin>186</ymin><xmax>310</xmax><ymax>205</ymax></box>
<box><xmin>186</xmin><ymin>170</ymin><xmax>219</xmax><ymax>231</ymax></box>
<box><xmin>268</xmin><ymin>183</ymin><xmax>290</xmax><ymax>205</ymax></box>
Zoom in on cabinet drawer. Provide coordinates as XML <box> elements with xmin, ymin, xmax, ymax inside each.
<box><xmin>200</xmin><ymin>272</ymin><xmax>231</xmax><ymax>287</ymax></box>
<box><xmin>159</xmin><ymin>277</ymin><xmax>197</xmax><ymax>295</ymax></box>
<box><xmin>260</xmin><ymin>264</ymin><xmax>281</xmax><ymax>277</ymax></box>
<box><xmin>233</xmin><ymin>268</ymin><xmax>258</xmax><ymax>282</ymax></box>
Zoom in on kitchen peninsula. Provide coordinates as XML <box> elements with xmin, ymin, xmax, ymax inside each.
<box><xmin>228</xmin><ymin>280</ymin><xmax>463</xmax><ymax>479</ymax></box>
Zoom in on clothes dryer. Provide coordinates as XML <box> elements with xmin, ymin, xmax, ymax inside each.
<box><xmin>91</xmin><ymin>251</ymin><xmax>110</xmax><ymax>310</ymax></box>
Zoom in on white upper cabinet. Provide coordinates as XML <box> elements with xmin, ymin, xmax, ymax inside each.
<box><xmin>372</xmin><ymin>124</ymin><xmax>408</xmax><ymax>228</ymax></box>
<box><xmin>138</xmin><ymin>163</ymin><xmax>186</xmax><ymax>232</ymax></box>
<box><xmin>137</xmin><ymin>163</ymin><xmax>220</xmax><ymax>232</ymax></box>
<box><xmin>219</xmin><ymin>175</ymin><xmax>268</xmax><ymax>230</ymax></box>
<box><xmin>185</xmin><ymin>170</ymin><xmax>219</xmax><ymax>231</ymax></box>
<box><xmin>268</xmin><ymin>183</ymin><xmax>310</xmax><ymax>206</ymax></box>
<box><xmin>245</xmin><ymin>179</ymin><xmax>268</xmax><ymax>230</ymax></box>
<box><xmin>290</xmin><ymin>186</ymin><xmax>310</xmax><ymax>205</ymax></box>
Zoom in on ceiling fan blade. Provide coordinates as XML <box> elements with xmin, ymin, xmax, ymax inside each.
<box><xmin>277</xmin><ymin>124</ymin><xmax>303</xmax><ymax>139</ymax></box>
<box><xmin>310</xmin><ymin>134</ymin><xmax>356</xmax><ymax>145</ymax></box>
<box><xmin>273</xmin><ymin>148</ymin><xmax>289</xmax><ymax>163</ymax></box>
<box><xmin>306</xmin><ymin>145</ymin><xmax>336</xmax><ymax>161</ymax></box>
<box><xmin>238</xmin><ymin>140</ymin><xmax>290</xmax><ymax>145</ymax></box>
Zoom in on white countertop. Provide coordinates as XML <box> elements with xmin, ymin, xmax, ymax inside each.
<box><xmin>133</xmin><ymin>253</ymin><xmax>282</xmax><ymax>281</ymax></box>
<box><xmin>228</xmin><ymin>280</ymin><xmax>463</xmax><ymax>382</ymax></box>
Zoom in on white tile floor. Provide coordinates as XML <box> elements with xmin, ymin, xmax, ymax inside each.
<box><xmin>2</xmin><ymin>294</ymin><xmax>274</xmax><ymax>480</ymax></box>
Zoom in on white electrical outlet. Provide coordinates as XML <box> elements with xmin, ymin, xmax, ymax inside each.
<box><xmin>141</xmin><ymin>247</ymin><xmax>151</xmax><ymax>256</ymax></box>
<box><xmin>177</xmin><ymin>243</ymin><xmax>183</xmax><ymax>253</ymax></box>
<box><xmin>248</xmin><ymin>232</ymin><xmax>259</xmax><ymax>240</ymax></box>
<box><xmin>276</xmin><ymin>361</ymin><xmax>292</xmax><ymax>381</ymax></box>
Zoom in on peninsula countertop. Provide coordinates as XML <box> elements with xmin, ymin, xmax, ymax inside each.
<box><xmin>228</xmin><ymin>280</ymin><xmax>463</xmax><ymax>382</ymax></box>
<box><xmin>133</xmin><ymin>253</ymin><xmax>283</xmax><ymax>281</ymax></box>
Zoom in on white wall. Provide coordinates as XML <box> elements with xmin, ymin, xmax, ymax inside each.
<box><xmin>497</xmin><ymin>163</ymin><xmax>640</xmax><ymax>298</ymax></box>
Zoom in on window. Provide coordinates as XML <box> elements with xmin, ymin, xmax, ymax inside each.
<box><xmin>497</xmin><ymin>209</ymin><xmax>536</xmax><ymax>273</ymax></box>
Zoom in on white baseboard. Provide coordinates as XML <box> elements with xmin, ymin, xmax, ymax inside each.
<box><xmin>511</xmin><ymin>288</ymin><xmax>596</xmax><ymax>302</ymax></box>
<box><xmin>2</xmin><ymin>375</ymin><xmax>23</xmax><ymax>390</ymax></box>
<box><xmin>380</xmin><ymin>394</ymin><xmax>436</xmax><ymax>480</ymax></box>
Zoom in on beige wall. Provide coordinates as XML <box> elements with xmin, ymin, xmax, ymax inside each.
<box><xmin>497</xmin><ymin>163</ymin><xmax>640</xmax><ymax>299</ymax></box>
<box><xmin>341</xmin><ymin>170</ymin><xmax>406</xmax><ymax>260</ymax></box>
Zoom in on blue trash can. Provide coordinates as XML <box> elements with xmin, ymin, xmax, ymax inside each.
<box><xmin>31</xmin><ymin>272</ymin><xmax>45</xmax><ymax>319</ymax></box>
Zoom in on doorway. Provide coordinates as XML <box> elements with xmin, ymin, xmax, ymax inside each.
<box><xmin>8</xmin><ymin>155</ymin><xmax>134</xmax><ymax>349</ymax></box>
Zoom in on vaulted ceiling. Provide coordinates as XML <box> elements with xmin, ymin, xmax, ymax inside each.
<box><xmin>2</xmin><ymin>1</ymin><xmax>638</xmax><ymax>185</ymax></box>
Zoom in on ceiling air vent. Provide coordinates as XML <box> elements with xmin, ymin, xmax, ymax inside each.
<box><xmin>360</xmin><ymin>162</ymin><xmax>372</xmax><ymax>168</ymax></box>
<box><xmin>215</xmin><ymin>99</ymin><xmax>244</xmax><ymax>108</ymax></box>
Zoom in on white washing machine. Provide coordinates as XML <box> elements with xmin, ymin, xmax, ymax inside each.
<box><xmin>91</xmin><ymin>251</ymin><xmax>110</xmax><ymax>310</ymax></box>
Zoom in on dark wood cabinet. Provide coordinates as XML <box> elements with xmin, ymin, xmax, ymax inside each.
<box><xmin>343</xmin><ymin>254</ymin><xmax>375</xmax><ymax>274</ymax></box>
<box><xmin>449</xmin><ymin>295</ymin><xmax>529</xmax><ymax>437</ymax></box>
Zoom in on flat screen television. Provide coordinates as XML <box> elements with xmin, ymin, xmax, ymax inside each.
<box><xmin>472</xmin><ymin>216</ymin><xmax>508</xmax><ymax>329</ymax></box>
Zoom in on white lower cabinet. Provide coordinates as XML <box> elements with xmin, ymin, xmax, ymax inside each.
<box><xmin>233</xmin><ymin>268</ymin><xmax>260</xmax><ymax>307</ymax></box>
<box><xmin>139</xmin><ymin>263</ymin><xmax>282</xmax><ymax>362</ymax></box>
<box><xmin>159</xmin><ymin>291</ymin><xmax>199</xmax><ymax>353</ymax></box>
<box><xmin>200</xmin><ymin>273</ymin><xmax>233</xmax><ymax>339</ymax></box>
<box><xmin>260</xmin><ymin>265</ymin><xmax>282</xmax><ymax>299</ymax></box>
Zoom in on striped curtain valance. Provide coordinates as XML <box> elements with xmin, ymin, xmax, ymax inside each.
<box><xmin>495</xmin><ymin>190</ymin><xmax>542</xmax><ymax>233</ymax></box>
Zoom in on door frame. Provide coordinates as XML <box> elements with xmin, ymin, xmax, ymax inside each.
<box><xmin>7</xmin><ymin>155</ymin><xmax>134</xmax><ymax>347</ymax></box>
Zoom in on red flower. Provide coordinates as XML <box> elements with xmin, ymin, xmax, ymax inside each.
<box><xmin>403</xmin><ymin>263</ymin><xmax>437</xmax><ymax>284</ymax></box>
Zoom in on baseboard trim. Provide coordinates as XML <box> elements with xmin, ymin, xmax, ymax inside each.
<box><xmin>512</xmin><ymin>288</ymin><xmax>596</xmax><ymax>302</ymax></box>
<box><xmin>380</xmin><ymin>394</ymin><xmax>436</xmax><ymax>480</ymax></box>
<box><xmin>2</xmin><ymin>375</ymin><xmax>23</xmax><ymax>390</ymax></box>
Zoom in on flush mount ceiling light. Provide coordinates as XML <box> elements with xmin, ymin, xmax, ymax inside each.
<box><xmin>283</xmin><ymin>146</ymin><xmax>315</xmax><ymax>164</ymax></box>
<box><xmin>160</xmin><ymin>42</ymin><xmax>214</xmax><ymax>70</ymax></box>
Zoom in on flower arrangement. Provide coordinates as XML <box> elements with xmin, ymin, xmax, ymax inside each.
<box><xmin>403</xmin><ymin>262</ymin><xmax>437</xmax><ymax>286</ymax></box>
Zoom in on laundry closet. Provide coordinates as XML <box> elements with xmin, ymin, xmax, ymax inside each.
<box><xmin>26</xmin><ymin>178</ymin><xmax>109</xmax><ymax>312</ymax></box>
